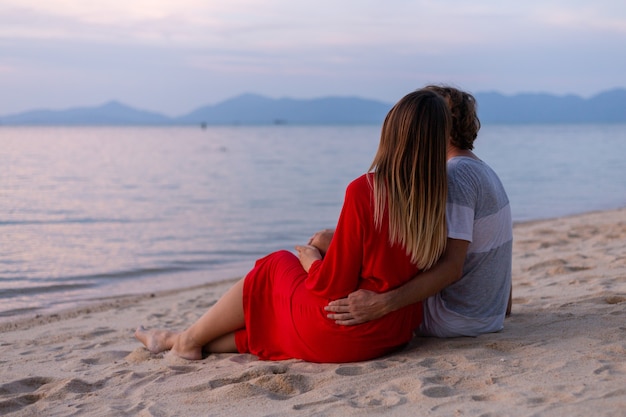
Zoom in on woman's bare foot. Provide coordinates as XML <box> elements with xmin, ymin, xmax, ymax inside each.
<box><xmin>135</xmin><ymin>326</ymin><xmax>175</xmax><ymax>354</ymax></box>
<box><xmin>135</xmin><ymin>326</ymin><xmax>204</xmax><ymax>360</ymax></box>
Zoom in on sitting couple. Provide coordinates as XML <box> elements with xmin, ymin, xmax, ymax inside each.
<box><xmin>136</xmin><ymin>85</ymin><xmax>513</xmax><ymax>363</ymax></box>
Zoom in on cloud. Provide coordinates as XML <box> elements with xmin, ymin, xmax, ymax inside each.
<box><xmin>0</xmin><ymin>0</ymin><xmax>624</xmax><ymax>114</ymax></box>
<box><xmin>3</xmin><ymin>1</ymin><xmax>624</xmax><ymax>52</ymax></box>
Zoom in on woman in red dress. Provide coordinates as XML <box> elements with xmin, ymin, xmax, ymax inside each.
<box><xmin>135</xmin><ymin>89</ymin><xmax>451</xmax><ymax>363</ymax></box>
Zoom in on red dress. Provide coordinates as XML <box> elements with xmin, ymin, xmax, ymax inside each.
<box><xmin>235</xmin><ymin>173</ymin><xmax>423</xmax><ymax>362</ymax></box>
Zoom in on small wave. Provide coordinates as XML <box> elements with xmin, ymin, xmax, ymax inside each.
<box><xmin>0</xmin><ymin>306</ymin><xmax>42</xmax><ymax>317</ymax></box>
<box><xmin>81</xmin><ymin>266</ymin><xmax>191</xmax><ymax>280</ymax></box>
<box><xmin>212</xmin><ymin>249</ymin><xmax>269</xmax><ymax>257</ymax></box>
<box><xmin>168</xmin><ymin>258</ymin><xmax>253</xmax><ymax>270</ymax></box>
<box><xmin>0</xmin><ymin>283</ymin><xmax>94</xmax><ymax>299</ymax></box>
<box><xmin>0</xmin><ymin>266</ymin><xmax>197</xmax><ymax>297</ymax></box>
<box><xmin>141</xmin><ymin>247</ymin><xmax>264</xmax><ymax>257</ymax></box>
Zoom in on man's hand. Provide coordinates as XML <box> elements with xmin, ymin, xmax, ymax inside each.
<box><xmin>308</xmin><ymin>228</ymin><xmax>334</xmax><ymax>256</ymax></box>
<box><xmin>295</xmin><ymin>244</ymin><xmax>322</xmax><ymax>272</ymax></box>
<box><xmin>325</xmin><ymin>289</ymin><xmax>390</xmax><ymax>325</ymax></box>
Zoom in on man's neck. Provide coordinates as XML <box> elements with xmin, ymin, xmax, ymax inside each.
<box><xmin>447</xmin><ymin>145</ymin><xmax>478</xmax><ymax>161</ymax></box>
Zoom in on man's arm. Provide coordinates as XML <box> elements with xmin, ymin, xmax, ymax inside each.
<box><xmin>325</xmin><ymin>238</ymin><xmax>470</xmax><ymax>325</ymax></box>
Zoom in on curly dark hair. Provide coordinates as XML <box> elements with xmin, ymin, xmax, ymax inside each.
<box><xmin>424</xmin><ymin>85</ymin><xmax>481</xmax><ymax>150</ymax></box>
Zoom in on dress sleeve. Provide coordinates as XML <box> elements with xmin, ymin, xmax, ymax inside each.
<box><xmin>304</xmin><ymin>176</ymin><xmax>368</xmax><ymax>299</ymax></box>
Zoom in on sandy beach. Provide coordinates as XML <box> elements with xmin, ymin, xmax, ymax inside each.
<box><xmin>2</xmin><ymin>207</ymin><xmax>626</xmax><ymax>416</ymax></box>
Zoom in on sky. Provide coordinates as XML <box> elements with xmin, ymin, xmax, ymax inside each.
<box><xmin>1</xmin><ymin>0</ymin><xmax>625</xmax><ymax>116</ymax></box>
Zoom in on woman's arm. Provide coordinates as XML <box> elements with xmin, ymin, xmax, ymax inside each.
<box><xmin>295</xmin><ymin>244</ymin><xmax>322</xmax><ymax>272</ymax></box>
<box><xmin>295</xmin><ymin>228</ymin><xmax>335</xmax><ymax>272</ymax></box>
<box><xmin>302</xmin><ymin>178</ymin><xmax>366</xmax><ymax>299</ymax></box>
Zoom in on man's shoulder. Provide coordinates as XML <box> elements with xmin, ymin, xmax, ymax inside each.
<box><xmin>448</xmin><ymin>157</ymin><xmax>505</xmax><ymax>192</ymax></box>
<box><xmin>448</xmin><ymin>156</ymin><xmax>491</xmax><ymax>175</ymax></box>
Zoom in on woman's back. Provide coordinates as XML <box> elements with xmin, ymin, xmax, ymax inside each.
<box><xmin>306</xmin><ymin>173</ymin><xmax>421</xmax><ymax>298</ymax></box>
<box><xmin>238</xmin><ymin>174</ymin><xmax>423</xmax><ymax>363</ymax></box>
<box><xmin>292</xmin><ymin>173</ymin><xmax>424</xmax><ymax>362</ymax></box>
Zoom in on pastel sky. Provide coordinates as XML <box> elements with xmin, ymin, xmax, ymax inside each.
<box><xmin>1</xmin><ymin>0</ymin><xmax>625</xmax><ymax>116</ymax></box>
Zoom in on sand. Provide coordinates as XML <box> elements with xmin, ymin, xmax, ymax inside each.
<box><xmin>2</xmin><ymin>207</ymin><xmax>626</xmax><ymax>416</ymax></box>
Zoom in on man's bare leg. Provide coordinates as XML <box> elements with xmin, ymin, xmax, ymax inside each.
<box><xmin>135</xmin><ymin>278</ymin><xmax>245</xmax><ymax>360</ymax></box>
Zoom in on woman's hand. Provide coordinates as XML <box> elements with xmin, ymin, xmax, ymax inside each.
<box><xmin>295</xmin><ymin>244</ymin><xmax>322</xmax><ymax>272</ymax></box>
<box><xmin>307</xmin><ymin>228</ymin><xmax>334</xmax><ymax>256</ymax></box>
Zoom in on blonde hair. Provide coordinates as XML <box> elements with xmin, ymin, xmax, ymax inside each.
<box><xmin>369</xmin><ymin>89</ymin><xmax>450</xmax><ymax>270</ymax></box>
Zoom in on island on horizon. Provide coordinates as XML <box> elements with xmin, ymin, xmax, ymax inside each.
<box><xmin>1</xmin><ymin>88</ymin><xmax>625</xmax><ymax>126</ymax></box>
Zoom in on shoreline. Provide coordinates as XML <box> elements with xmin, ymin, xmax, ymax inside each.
<box><xmin>3</xmin><ymin>205</ymin><xmax>623</xmax><ymax>331</ymax></box>
<box><xmin>2</xmin><ymin>206</ymin><xmax>626</xmax><ymax>416</ymax></box>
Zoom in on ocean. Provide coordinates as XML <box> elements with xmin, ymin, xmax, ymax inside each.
<box><xmin>2</xmin><ymin>124</ymin><xmax>626</xmax><ymax>321</ymax></box>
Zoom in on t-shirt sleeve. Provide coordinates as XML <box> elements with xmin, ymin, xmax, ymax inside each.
<box><xmin>446</xmin><ymin>161</ymin><xmax>476</xmax><ymax>243</ymax></box>
<box><xmin>305</xmin><ymin>177</ymin><xmax>366</xmax><ymax>299</ymax></box>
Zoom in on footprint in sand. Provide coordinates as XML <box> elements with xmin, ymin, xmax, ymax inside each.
<box><xmin>81</xmin><ymin>350</ymin><xmax>130</xmax><ymax>365</ymax></box>
<box><xmin>605</xmin><ymin>295</ymin><xmax>626</xmax><ymax>304</ymax></box>
<box><xmin>252</xmin><ymin>373</ymin><xmax>311</xmax><ymax>399</ymax></box>
<box><xmin>526</xmin><ymin>259</ymin><xmax>566</xmax><ymax>272</ymax></box>
<box><xmin>419</xmin><ymin>374</ymin><xmax>467</xmax><ymax>399</ymax></box>
<box><xmin>526</xmin><ymin>258</ymin><xmax>590</xmax><ymax>276</ymax></box>
<box><xmin>335</xmin><ymin>366</ymin><xmax>366</xmax><ymax>376</ymax></box>
<box><xmin>335</xmin><ymin>360</ymin><xmax>393</xmax><ymax>376</ymax></box>
<box><xmin>85</xmin><ymin>327</ymin><xmax>116</xmax><ymax>338</ymax></box>
<box><xmin>0</xmin><ymin>376</ymin><xmax>55</xmax><ymax>396</ymax></box>
<box><xmin>0</xmin><ymin>377</ymin><xmax>56</xmax><ymax>414</ymax></box>
<box><xmin>348</xmin><ymin>387</ymin><xmax>408</xmax><ymax>408</ymax></box>
<box><xmin>207</xmin><ymin>364</ymin><xmax>311</xmax><ymax>399</ymax></box>
<box><xmin>422</xmin><ymin>386</ymin><xmax>455</xmax><ymax>398</ymax></box>
<box><xmin>0</xmin><ymin>377</ymin><xmax>104</xmax><ymax>415</ymax></box>
<box><xmin>167</xmin><ymin>365</ymin><xmax>197</xmax><ymax>374</ymax></box>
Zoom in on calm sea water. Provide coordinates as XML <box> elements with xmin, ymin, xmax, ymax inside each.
<box><xmin>2</xmin><ymin>124</ymin><xmax>626</xmax><ymax>320</ymax></box>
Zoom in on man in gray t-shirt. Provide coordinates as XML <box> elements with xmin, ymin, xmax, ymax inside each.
<box><xmin>323</xmin><ymin>86</ymin><xmax>513</xmax><ymax>337</ymax></box>
<box><xmin>419</xmin><ymin>156</ymin><xmax>512</xmax><ymax>337</ymax></box>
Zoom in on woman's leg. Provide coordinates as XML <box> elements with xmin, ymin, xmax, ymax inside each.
<box><xmin>205</xmin><ymin>333</ymin><xmax>237</xmax><ymax>353</ymax></box>
<box><xmin>135</xmin><ymin>277</ymin><xmax>245</xmax><ymax>360</ymax></box>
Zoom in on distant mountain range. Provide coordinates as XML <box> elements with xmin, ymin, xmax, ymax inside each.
<box><xmin>1</xmin><ymin>89</ymin><xmax>625</xmax><ymax>125</ymax></box>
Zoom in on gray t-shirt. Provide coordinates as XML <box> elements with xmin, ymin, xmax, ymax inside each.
<box><xmin>419</xmin><ymin>156</ymin><xmax>513</xmax><ymax>337</ymax></box>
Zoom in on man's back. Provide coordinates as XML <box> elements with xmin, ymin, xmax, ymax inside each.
<box><xmin>420</xmin><ymin>156</ymin><xmax>513</xmax><ymax>337</ymax></box>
